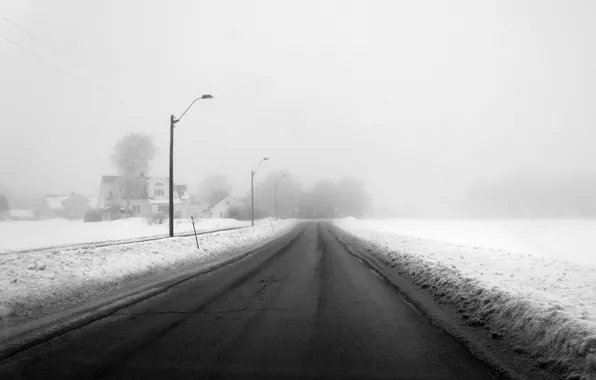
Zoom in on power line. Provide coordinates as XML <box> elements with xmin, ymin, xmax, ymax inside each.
<box><xmin>1</xmin><ymin>30</ymin><xmax>150</xmax><ymax>115</ymax></box>
<box><xmin>2</xmin><ymin>16</ymin><xmax>59</xmax><ymax>52</ymax></box>
<box><xmin>1</xmin><ymin>35</ymin><xmax>63</xmax><ymax>72</ymax></box>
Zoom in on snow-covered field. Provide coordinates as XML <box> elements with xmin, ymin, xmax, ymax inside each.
<box><xmin>0</xmin><ymin>220</ymin><xmax>298</xmax><ymax>329</ymax></box>
<box><xmin>350</xmin><ymin>218</ymin><xmax>596</xmax><ymax>265</ymax></box>
<box><xmin>334</xmin><ymin>218</ymin><xmax>596</xmax><ymax>379</ymax></box>
<box><xmin>0</xmin><ymin>217</ymin><xmax>270</xmax><ymax>254</ymax></box>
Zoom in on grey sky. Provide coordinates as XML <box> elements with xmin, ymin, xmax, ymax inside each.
<box><xmin>1</xmin><ymin>0</ymin><xmax>595</xmax><ymax>211</ymax></box>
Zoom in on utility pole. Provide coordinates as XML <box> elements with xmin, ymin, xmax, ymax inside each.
<box><xmin>251</xmin><ymin>170</ymin><xmax>255</xmax><ymax>227</ymax></box>
<box><xmin>168</xmin><ymin>94</ymin><xmax>213</xmax><ymax>238</ymax></box>
<box><xmin>169</xmin><ymin>114</ymin><xmax>175</xmax><ymax>237</ymax></box>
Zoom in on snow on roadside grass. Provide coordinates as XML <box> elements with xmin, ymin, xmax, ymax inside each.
<box><xmin>334</xmin><ymin>219</ymin><xmax>596</xmax><ymax>379</ymax></box>
<box><xmin>0</xmin><ymin>220</ymin><xmax>297</xmax><ymax>329</ymax></box>
<box><xmin>0</xmin><ymin>217</ymin><xmax>270</xmax><ymax>254</ymax></box>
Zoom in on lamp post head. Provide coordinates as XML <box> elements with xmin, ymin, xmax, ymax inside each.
<box><xmin>263</xmin><ymin>157</ymin><xmax>269</xmax><ymax>161</ymax></box>
<box><xmin>201</xmin><ymin>94</ymin><xmax>213</xmax><ymax>99</ymax></box>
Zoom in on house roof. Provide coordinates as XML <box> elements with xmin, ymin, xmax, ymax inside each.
<box><xmin>100</xmin><ymin>175</ymin><xmax>188</xmax><ymax>203</ymax></box>
<box><xmin>45</xmin><ymin>195</ymin><xmax>69</xmax><ymax>211</ymax></box>
<box><xmin>205</xmin><ymin>195</ymin><xmax>244</xmax><ymax>211</ymax></box>
<box><xmin>0</xmin><ymin>195</ymin><xmax>9</xmax><ymax>211</ymax></box>
<box><xmin>63</xmin><ymin>193</ymin><xmax>90</xmax><ymax>203</ymax></box>
<box><xmin>101</xmin><ymin>175</ymin><xmax>120</xmax><ymax>182</ymax></box>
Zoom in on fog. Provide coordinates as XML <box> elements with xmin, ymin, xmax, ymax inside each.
<box><xmin>2</xmin><ymin>0</ymin><xmax>596</xmax><ymax>216</ymax></box>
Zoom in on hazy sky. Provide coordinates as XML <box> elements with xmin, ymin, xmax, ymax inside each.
<box><xmin>1</xmin><ymin>0</ymin><xmax>596</xmax><ymax>210</ymax></box>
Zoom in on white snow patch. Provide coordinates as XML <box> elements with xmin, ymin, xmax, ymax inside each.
<box><xmin>334</xmin><ymin>218</ymin><xmax>596</xmax><ymax>379</ymax></box>
<box><xmin>0</xmin><ymin>217</ymin><xmax>271</xmax><ymax>253</ymax></box>
<box><xmin>349</xmin><ymin>218</ymin><xmax>596</xmax><ymax>266</ymax></box>
<box><xmin>0</xmin><ymin>220</ymin><xmax>298</xmax><ymax>328</ymax></box>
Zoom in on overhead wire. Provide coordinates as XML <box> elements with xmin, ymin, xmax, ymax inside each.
<box><xmin>1</xmin><ymin>22</ymin><xmax>149</xmax><ymax>116</ymax></box>
<box><xmin>1</xmin><ymin>35</ymin><xmax>63</xmax><ymax>72</ymax></box>
<box><xmin>2</xmin><ymin>16</ymin><xmax>60</xmax><ymax>52</ymax></box>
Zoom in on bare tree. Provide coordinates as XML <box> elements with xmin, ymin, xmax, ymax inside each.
<box><xmin>111</xmin><ymin>133</ymin><xmax>157</xmax><ymax>177</ymax></box>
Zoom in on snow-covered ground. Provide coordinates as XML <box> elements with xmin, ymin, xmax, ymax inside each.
<box><xmin>0</xmin><ymin>220</ymin><xmax>298</xmax><ymax>329</ymax></box>
<box><xmin>349</xmin><ymin>218</ymin><xmax>596</xmax><ymax>266</ymax></box>
<box><xmin>334</xmin><ymin>218</ymin><xmax>596</xmax><ymax>379</ymax></box>
<box><xmin>0</xmin><ymin>217</ymin><xmax>270</xmax><ymax>253</ymax></box>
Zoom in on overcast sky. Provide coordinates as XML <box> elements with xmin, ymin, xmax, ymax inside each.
<box><xmin>1</xmin><ymin>0</ymin><xmax>595</xmax><ymax>210</ymax></box>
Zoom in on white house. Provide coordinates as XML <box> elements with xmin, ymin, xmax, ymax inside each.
<box><xmin>97</xmin><ymin>174</ymin><xmax>188</xmax><ymax>220</ymax></box>
<box><xmin>204</xmin><ymin>195</ymin><xmax>245</xmax><ymax>219</ymax></box>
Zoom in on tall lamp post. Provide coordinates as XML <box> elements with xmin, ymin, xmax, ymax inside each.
<box><xmin>274</xmin><ymin>174</ymin><xmax>287</xmax><ymax>221</ymax></box>
<box><xmin>169</xmin><ymin>94</ymin><xmax>213</xmax><ymax>237</ymax></box>
<box><xmin>251</xmin><ymin>157</ymin><xmax>269</xmax><ymax>227</ymax></box>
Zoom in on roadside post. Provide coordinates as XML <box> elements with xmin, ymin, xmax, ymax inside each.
<box><xmin>191</xmin><ymin>216</ymin><xmax>200</xmax><ymax>249</ymax></box>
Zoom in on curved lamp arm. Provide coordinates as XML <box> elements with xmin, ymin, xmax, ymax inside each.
<box><xmin>174</xmin><ymin>94</ymin><xmax>213</xmax><ymax>124</ymax></box>
<box><xmin>253</xmin><ymin>157</ymin><xmax>269</xmax><ymax>175</ymax></box>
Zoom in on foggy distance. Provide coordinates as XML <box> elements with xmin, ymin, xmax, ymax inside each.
<box><xmin>2</xmin><ymin>0</ymin><xmax>595</xmax><ymax>218</ymax></box>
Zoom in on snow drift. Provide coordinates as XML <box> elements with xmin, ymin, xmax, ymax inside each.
<box><xmin>334</xmin><ymin>218</ymin><xmax>596</xmax><ymax>380</ymax></box>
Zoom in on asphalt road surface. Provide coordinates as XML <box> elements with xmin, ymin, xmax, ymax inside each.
<box><xmin>0</xmin><ymin>222</ymin><xmax>505</xmax><ymax>380</ymax></box>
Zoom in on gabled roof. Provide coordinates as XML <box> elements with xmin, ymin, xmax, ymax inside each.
<box><xmin>44</xmin><ymin>195</ymin><xmax>69</xmax><ymax>211</ymax></box>
<box><xmin>63</xmin><ymin>193</ymin><xmax>90</xmax><ymax>203</ymax></box>
<box><xmin>205</xmin><ymin>195</ymin><xmax>244</xmax><ymax>211</ymax></box>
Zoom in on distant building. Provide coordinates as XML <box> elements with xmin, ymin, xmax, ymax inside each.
<box><xmin>203</xmin><ymin>195</ymin><xmax>245</xmax><ymax>219</ymax></box>
<box><xmin>96</xmin><ymin>174</ymin><xmax>189</xmax><ymax>221</ymax></box>
<box><xmin>35</xmin><ymin>193</ymin><xmax>94</xmax><ymax>220</ymax></box>
<box><xmin>36</xmin><ymin>195</ymin><xmax>69</xmax><ymax>219</ymax></box>
<box><xmin>62</xmin><ymin>193</ymin><xmax>93</xmax><ymax>219</ymax></box>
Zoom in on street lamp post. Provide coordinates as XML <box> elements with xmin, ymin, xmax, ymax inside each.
<box><xmin>169</xmin><ymin>94</ymin><xmax>213</xmax><ymax>238</ymax></box>
<box><xmin>251</xmin><ymin>157</ymin><xmax>269</xmax><ymax>227</ymax></box>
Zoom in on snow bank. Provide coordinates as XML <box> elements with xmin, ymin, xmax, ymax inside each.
<box><xmin>334</xmin><ymin>219</ymin><xmax>596</xmax><ymax>379</ymax></box>
<box><xmin>0</xmin><ymin>220</ymin><xmax>298</xmax><ymax>329</ymax></box>
<box><xmin>0</xmin><ymin>217</ymin><xmax>270</xmax><ymax>253</ymax></box>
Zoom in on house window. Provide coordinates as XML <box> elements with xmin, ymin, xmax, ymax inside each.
<box><xmin>132</xmin><ymin>205</ymin><xmax>141</xmax><ymax>214</ymax></box>
<box><xmin>157</xmin><ymin>205</ymin><xmax>169</xmax><ymax>213</ymax></box>
<box><xmin>107</xmin><ymin>191</ymin><xmax>113</xmax><ymax>200</ymax></box>
<box><xmin>220</xmin><ymin>211</ymin><xmax>223</xmax><ymax>218</ymax></box>
<box><xmin>154</xmin><ymin>189</ymin><xmax>164</xmax><ymax>197</ymax></box>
